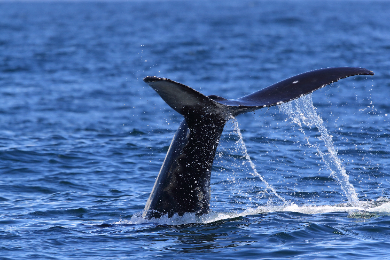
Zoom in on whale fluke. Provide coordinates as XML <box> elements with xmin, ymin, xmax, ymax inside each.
<box><xmin>142</xmin><ymin>67</ymin><xmax>374</xmax><ymax>219</ymax></box>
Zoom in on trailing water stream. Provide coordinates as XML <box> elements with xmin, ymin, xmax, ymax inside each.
<box><xmin>278</xmin><ymin>94</ymin><xmax>360</xmax><ymax>206</ymax></box>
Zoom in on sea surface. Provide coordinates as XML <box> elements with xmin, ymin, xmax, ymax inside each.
<box><xmin>1</xmin><ymin>0</ymin><xmax>390</xmax><ymax>259</ymax></box>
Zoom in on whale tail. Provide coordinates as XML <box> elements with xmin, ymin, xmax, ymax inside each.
<box><xmin>144</xmin><ymin>67</ymin><xmax>373</xmax><ymax>118</ymax></box>
<box><xmin>142</xmin><ymin>67</ymin><xmax>374</xmax><ymax>219</ymax></box>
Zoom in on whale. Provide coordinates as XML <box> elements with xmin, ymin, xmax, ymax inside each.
<box><xmin>142</xmin><ymin>67</ymin><xmax>374</xmax><ymax>219</ymax></box>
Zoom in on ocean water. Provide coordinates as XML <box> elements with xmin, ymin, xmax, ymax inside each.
<box><xmin>1</xmin><ymin>0</ymin><xmax>390</xmax><ymax>259</ymax></box>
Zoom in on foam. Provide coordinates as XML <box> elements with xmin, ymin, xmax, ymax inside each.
<box><xmin>125</xmin><ymin>199</ymin><xmax>390</xmax><ymax>225</ymax></box>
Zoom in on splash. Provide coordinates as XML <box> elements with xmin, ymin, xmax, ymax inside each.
<box><xmin>278</xmin><ymin>94</ymin><xmax>360</xmax><ymax>206</ymax></box>
<box><xmin>125</xmin><ymin>198</ymin><xmax>390</xmax><ymax>225</ymax></box>
<box><xmin>229</xmin><ymin>116</ymin><xmax>287</xmax><ymax>205</ymax></box>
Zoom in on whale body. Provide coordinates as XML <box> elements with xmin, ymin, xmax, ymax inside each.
<box><xmin>142</xmin><ymin>67</ymin><xmax>374</xmax><ymax>219</ymax></box>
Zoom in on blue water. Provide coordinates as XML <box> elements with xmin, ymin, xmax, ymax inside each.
<box><xmin>1</xmin><ymin>0</ymin><xmax>390</xmax><ymax>259</ymax></box>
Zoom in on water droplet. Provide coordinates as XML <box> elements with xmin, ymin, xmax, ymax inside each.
<box><xmin>278</xmin><ymin>94</ymin><xmax>359</xmax><ymax>206</ymax></box>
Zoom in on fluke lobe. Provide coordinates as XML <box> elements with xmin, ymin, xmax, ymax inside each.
<box><xmin>142</xmin><ymin>67</ymin><xmax>374</xmax><ymax>219</ymax></box>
